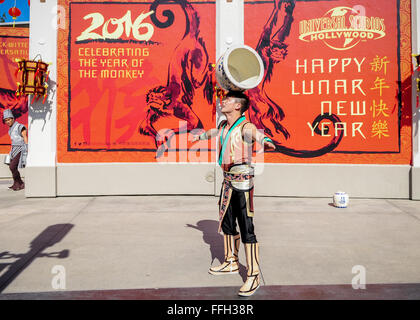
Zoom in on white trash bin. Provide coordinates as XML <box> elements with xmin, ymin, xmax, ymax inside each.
<box><xmin>333</xmin><ymin>191</ymin><xmax>349</xmax><ymax>208</ymax></box>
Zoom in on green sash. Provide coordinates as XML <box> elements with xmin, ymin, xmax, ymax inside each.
<box><xmin>218</xmin><ymin>116</ymin><xmax>246</xmax><ymax>166</ymax></box>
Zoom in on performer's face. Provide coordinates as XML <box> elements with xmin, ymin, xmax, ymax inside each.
<box><xmin>221</xmin><ymin>97</ymin><xmax>241</xmax><ymax>114</ymax></box>
<box><xmin>4</xmin><ymin>118</ymin><xmax>14</xmax><ymax>127</ymax></box>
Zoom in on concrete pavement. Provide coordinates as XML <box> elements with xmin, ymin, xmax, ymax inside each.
<box><xmin>1</xmin><ymin>178</ymin><xmax>420</xmax><ymax>299</ymax></box>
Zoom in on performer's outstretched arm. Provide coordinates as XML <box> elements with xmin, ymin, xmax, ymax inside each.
<box><xmin>21</xmin><ymin>128</ymin><xmax>28</xmax><ymax>144</ymax></box>
<box><xmin>243</xmin><ymin>122</ymin><xmax>276</xmax><ymax>150</ymax></box>
<box><xmin>191</xmin><ymin>128</ymin><xmax>218</xmax><ymax>142</ymax></box>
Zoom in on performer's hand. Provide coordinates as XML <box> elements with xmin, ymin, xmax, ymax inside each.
<box><xmin>264</xmin><ymin>140</ymin><xmax>276</xmax><ymax>151</ymax></box>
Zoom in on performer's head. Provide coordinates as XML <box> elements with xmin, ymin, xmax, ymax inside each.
<box><xmin>2</xmin><ymin>109</ymin><xmax>15</xmax><ymax>127</ymax></box>
<box><xmin>221</xmin><ymin>90</ymin><xmax>250</xmax><ymax>115</ymax></box>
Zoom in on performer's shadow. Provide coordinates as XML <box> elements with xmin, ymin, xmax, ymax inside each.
<box><xmin>186</xmin><ymin>220</ymin><xmax>247</xmax><ymax>282</ymax></box>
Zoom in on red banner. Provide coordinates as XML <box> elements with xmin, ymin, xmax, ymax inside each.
<box><xmin>57</xmin><ymin>0</ymin><xmax>412</xmax><ymax>164</ymax></box>
<box><xmin>58</xmin><ymin>0</ymin><xmax>216</xmax><ymax>162</ymax></box>
<box><xmin>0</xmin><ymin>27</ymin><xmax>29</xmax><ymax>154</ymax></box>
<box><xmin>244</xmin><ymin>0</ymin><xmax>412</xmax><ymax>164</ymax></box>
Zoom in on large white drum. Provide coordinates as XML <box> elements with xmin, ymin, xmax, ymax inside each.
<box><xmin>215</xmin><ymin>44</ymin><xmax>264</xmax><ymax>91</ymax></box>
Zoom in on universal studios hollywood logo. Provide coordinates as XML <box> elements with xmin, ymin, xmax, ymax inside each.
<box><xmin>299</xmin><ymin>6</ymin><xmax>386</xmax><ymax>51</ymax></box>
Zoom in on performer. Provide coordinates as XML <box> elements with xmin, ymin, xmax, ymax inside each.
<box><xmin>193</xmin><ymin>91</ymin><xmax>275</xmax><ymax>296</ymax></box>
<box><xmin>2</xmin><ymin>109</ymin><xmax>28</xmax><ymax>191</ymax></box>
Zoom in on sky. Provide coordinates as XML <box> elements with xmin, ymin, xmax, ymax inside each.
<box><xmin>0</xmin><ymin>0</ymin><xmax>30</xmax><ymax>24</ymax></box>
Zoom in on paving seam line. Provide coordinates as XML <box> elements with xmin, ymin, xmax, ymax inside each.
<box><xmin>385</xmin><ymin>199</ymin><xmax>420</xmax><ymax>223</ymax></box>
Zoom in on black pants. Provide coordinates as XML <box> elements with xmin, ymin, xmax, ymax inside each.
<box><xmin>221</xmin><ymin>189</ymin><xmax>257</xmax><ymax>244</ymax></box>
<box><xmin>9</xmin><ymin>152</ymin><xmax>23</xmax><ymax>186</ymax></box>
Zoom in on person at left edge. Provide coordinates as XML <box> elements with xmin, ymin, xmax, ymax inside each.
<box><xmin>3</xmin><ymin>109</ymin><xmax>28</xmax><ymax>191</ymax></box>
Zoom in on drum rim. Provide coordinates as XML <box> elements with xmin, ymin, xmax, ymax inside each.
<box><xmin>221</xmin><ymin>44</ymin><xmax>264</xmax><ymax>90</ymax></box>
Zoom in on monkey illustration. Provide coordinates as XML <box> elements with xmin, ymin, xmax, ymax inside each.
<box><xmin>248</xmin><ymin>0</ymin><xmax>344</xmax><ymax>157</ymax></box>
<box><xmin>139</xmin><ymin>0</ymin><xmax>213</xmax><ymax>157</ymax></box>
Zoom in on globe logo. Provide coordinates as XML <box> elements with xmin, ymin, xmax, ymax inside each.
<box><xmin>299</xmin><ymin>6</ymin><xmax>386</xmax><ymax>51</ymax></box>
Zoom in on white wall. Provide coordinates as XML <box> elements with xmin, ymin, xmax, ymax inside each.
<box><xmin>25</xmin><ymin>0</ymin><xmax>58</xmax><ymax>197</ymax></box>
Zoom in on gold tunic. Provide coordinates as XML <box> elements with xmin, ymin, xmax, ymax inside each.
<box><xmin>217</xmin><ymin>117</ymin><xmax>255</xmax><ymax>232</ymax></box>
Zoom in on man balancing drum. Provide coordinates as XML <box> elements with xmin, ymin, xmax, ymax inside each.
<box><xmin>193</xmin><ymin>90</ymin><xmax>275</xmax><ymax>296</ymax></box>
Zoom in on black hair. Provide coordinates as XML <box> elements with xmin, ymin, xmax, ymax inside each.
<box><xmin>225</xmin><ymin>90</ymin><xmax>250</xmax><ymax>114</ymax></box>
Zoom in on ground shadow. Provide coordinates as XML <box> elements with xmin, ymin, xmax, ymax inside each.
<box><xmin>186</xmin><ymin>220</ymin><xmax>247</xmax><ymax>282</ymax></box>
<box><xmin>0</xmin><ymin>223</ymin><xmax>74</xmax><ymax>293</ymax></box>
